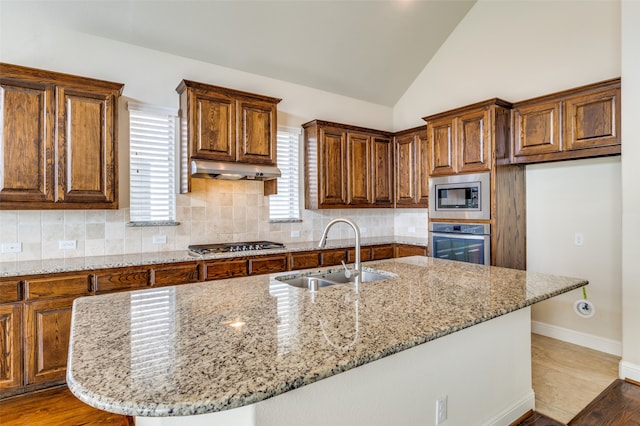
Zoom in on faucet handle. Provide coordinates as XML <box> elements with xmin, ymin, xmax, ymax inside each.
<box><xmin>341</xmin><ymin>261</ymin><xmax>352</xmax><ymax>279</ymax></box>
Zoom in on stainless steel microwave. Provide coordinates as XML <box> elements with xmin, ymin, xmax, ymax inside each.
<box><xmin>428</xmin><ymin>172</ymin><xmax>491</xmax><ymax>220</ymax></box>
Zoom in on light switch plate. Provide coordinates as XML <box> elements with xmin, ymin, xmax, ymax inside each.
<box><xmin>1</xmin><ymin>242</ymin><xmax>22</xmax><ymax>253</ymax></box>
<box><xmin>152</xmin><ymin>235</ymin><xmax>167</xmax><ymax>244</ymax></box>
<box><xmin>59</xmin><ymin>240</ymin><xmax>77</xmax><ymax>250</ymax></box>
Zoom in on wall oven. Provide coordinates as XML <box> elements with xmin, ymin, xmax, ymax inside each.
<box><xmin>429</xmin><ymin>172</ymin><xmax>490</xmax><ymax>221</ymax></box>
<box><xmin>429</xmin><ymin>222</ymin><xmax>491</xmax><ymax>265</ymax></box>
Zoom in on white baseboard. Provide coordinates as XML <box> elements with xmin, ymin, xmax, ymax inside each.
<box><xmin>532</xmin><ymin>320</ymin><xmax>622</xmax><ymax>356</ymax></box>
<box><xmin>620</xmin><ymin>361</ymin><xmax>640</xmax><ymax>382</ymax></box>
<box><xmin>483</xmin><ymin>390</ymin><xmax>535</xmax><ymax>426</ymax></box>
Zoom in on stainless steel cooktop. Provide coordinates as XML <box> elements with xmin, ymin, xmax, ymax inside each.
<box><xmin>188</xmin><ymin>241</ymin><xmax>285</xmax><ymax>255</ymax></box>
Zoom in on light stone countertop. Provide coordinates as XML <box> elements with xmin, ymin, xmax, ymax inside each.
<box><xmin>66</xmin><ymin>256</ymin><xmax>587</xmax><ymax>417</ymax></box>
<box><xmin>0</xmin><ymin>236</ymin><xmax>426</xmax><ymax>278</ymax></box>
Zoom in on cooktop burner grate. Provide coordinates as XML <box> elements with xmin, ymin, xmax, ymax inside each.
<box><xmin>188</xmin><ymin>241</ymin><xmax>285</xmax><ymax>255</ymax></box>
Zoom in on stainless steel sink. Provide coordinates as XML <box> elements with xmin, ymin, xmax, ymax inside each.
<box><xmin>275</xmin><ymin>268</ymin><xmax>396</xmax><ymax>290</ymax></box>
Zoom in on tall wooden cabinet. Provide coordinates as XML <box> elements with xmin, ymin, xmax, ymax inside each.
<box><xmin>0</xmin><ymin>280</ymin><xmax>21</xmax><ymax>392</ymax></box>
<box><xmin>393</xmin><ymin>126</ymin><xmax>429</xmax><ymax>207</ymax></box>
<box><xmin>303</xmin><ymin>120</ymin><xmax>393</xmax><ymax>209</ymax></box>
<box><xmin>176</xmin><ymin>80</ymin><xmax>281</xmax><ymax>192</ymax></box>
<box><xmin>0</xmin><ymin>63</ymin><xmax>123</xmax><ymax>209</ymax></box>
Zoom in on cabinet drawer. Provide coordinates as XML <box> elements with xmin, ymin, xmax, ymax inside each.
<box><xmin>289</xmin><ymin>252</ymin><xmax>320</xmax><ymax>270</ymax></box>
<box><xmin>204</xmin><ymin>259</ymin><xmax>247</xmax><ymax>280</ymax></box>
<box><xmin>248</xmin><ymin>255</ymin><xmax>287</xmax><ymax>275</ymax></box>
<box><xmin>395</xmin><ymin>244</ymin><xmax>426</xmax><ymax>258</ymax></box>
<box><xmin>24</xmin><ymin>274</ymin><xmax>91</xmax><ymax>300</ymax></box>
<box><xmin>93</xmin><ymin>268</ymin><xmax>151</xmax><ymax>294</ymax></box>
<box><xmin>152</xmin><ymin>263</ymin><xmax>201</xmax><ymax>287</ymax></box>
<box><xmin>0</xmin><ymin>280</ymin><xmax>21</xmax><ymax>303</ymax></box>
<box><xmin>347</xmin><ymin>247</ymin><xmax>372</xmax><ymax>263</ymax></box>
<box><xmin>371</xmin><ymin>245</ymin><xmax>395</xmax><ymax>260</ymax></box>
<box><xmin>320</xmin><ymin>249</ymin><xmax>348</xmax><ymax>266</ymax></box>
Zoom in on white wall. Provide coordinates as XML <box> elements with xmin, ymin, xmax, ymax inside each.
<box><xmin>0</xmin><ymin>7</ymin><xmax>409</xmax><ymax>262</ymax></box>
<box><xmin>621</xmin><ymin>0</ymin><xmax>640</xmax><ymax>379</ymax></box>
<box><xmin>394</xmin><ymin>0</ymin><xmax>622</xmax><ymax>351</ymax></box>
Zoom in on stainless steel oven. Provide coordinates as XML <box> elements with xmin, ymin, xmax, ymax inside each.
<box><xmin>429</xmin><ymin>172</ymin><xmax>491</xmax><ymax>220</ymax></box>
<box><xmin>429</xmin><ymin>222</ymin><xmax>491</xmax><ymax>265</ymax></box>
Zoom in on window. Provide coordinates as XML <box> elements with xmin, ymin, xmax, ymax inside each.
<box><xmin>269</xmin><ymin>127</ymin><xmax>301</xmax><ymax>221</ymax></box>
<box><xmin>128</xmin><ymin>102</ymin><xmax>178</xmax><ymax>224</ymax></box>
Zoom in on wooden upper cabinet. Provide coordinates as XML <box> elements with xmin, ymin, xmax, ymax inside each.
<box><xmin>394</xmin><ymin>126</ymin><xmax>428</xmax><ymax>207</ymax></box>
<box><xmin>347</xmin><ymin>132</ymin><xmax>372</xmax><ymax>205</ymax></box>
<box><xmin>0</xmin><ymin>303</ymin><xmax>22</xmax><ymax>391</ymax></box>
<box><xmin>423</xmin><ymin>99</ymin><xmax>511</xmax><ymax>177</ymax></box>
<box><xmin>511</xmin><ymin>78</ymin><xmax>621</xmax><ymax>164</ymax></box>
<box><xmin>0</xmin><ymin>82</ymin><xmax>55</xmax><ymax>204</ymax></box>
<box><xmin>372</xmin><ymin>136</ymin><xmax>393</xmax><ymax>206</ymax></box>
<box><xmin>0</xmin><ymin>63</ymin><xmax>123</xmax><ymax>210</ymax></box>
<box><xmin>457</xmin><ymin>108</ymin><xmax>491</xmax><ymax>173</ymax></box>
<box><xmin>191</xmin><ymin>90</ymin><xmax>236</xmax><ymax>161</ymax></box>
<box><xmin>304</xmin><ymin>120</ymin><xmax>393</xmax><ymax>209</ymax></box>
<box><xmin>237</xmin><ymin>99</ymin><xmax>277</xmax><ymax>164</ymax></box>
<box><xmin>176</xmin><ymin>80</ymin><xmax>281</xmax><ymax>191</ymax></box>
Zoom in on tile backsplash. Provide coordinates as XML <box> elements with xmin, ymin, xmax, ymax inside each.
<box><xmin>0</xmin><ymin>180</ymin><xmax>427</xmax><ymax>262</ymax></box>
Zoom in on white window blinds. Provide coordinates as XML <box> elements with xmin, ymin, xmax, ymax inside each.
<box><xmin>128</xmin><ymin>102</ymin><xmax>178</xmax><ymax>224</ymax></box>
<box><xmin>269</xmin><ymin>128</ymin><xmax>301</xmax><ymax>221</ymax></box>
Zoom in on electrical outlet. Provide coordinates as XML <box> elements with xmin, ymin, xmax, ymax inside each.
<box><xmin>58</xmin><ymin>240</ymin><xmax>77</xmax><ymax>250</ymax></box>
<box><xmin>436</xmin><ymin>395</ymin><xmax>448</xmax><ymax>425</ymax></box>
<box><xmin>152</xmin><ymin>235</ymin><xmax>167</xmax><ymax>244</ymax></box>
<box><xmin>1</xmin><ymin>242</ymin><xmax>22</xmax><ymax>253</ymax></box>
<box><xmin>574</xmin><ymin>232</ymin><xmax>584</xmax><ymax>246</ymax></box>
<box><xmin>291</xmin><ymin>230</ymin><xmax>300</xmax><ymax>238</ymax></box>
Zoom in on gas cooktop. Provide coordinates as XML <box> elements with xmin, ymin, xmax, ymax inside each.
<box><xmin>188</xmin><ymin>241</ymin><xmax>285</xmax><ymax>255</ymax></box>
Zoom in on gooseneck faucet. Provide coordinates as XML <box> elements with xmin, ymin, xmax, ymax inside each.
<box><xmin>318</xmin><ymin>218</ymin><xmax>361</xmax><ymax>282</ymax></box>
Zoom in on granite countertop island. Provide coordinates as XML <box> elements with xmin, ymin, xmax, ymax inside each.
<box><xmin>67</xmin><ymin>256</ymin><xmax>586</xmax><ymax>425</ymax></box>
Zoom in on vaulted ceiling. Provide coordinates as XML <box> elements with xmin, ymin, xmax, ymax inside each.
<box><xmin>1</xmin><ymin>0</ymin><xmax>476</xmax><ymax>106</ymax></box>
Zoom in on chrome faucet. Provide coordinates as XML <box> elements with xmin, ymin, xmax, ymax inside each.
<box><xmin>318</xmin><ymin>218</ymin><xmax>361</xmax><ymax>283</ymax></box>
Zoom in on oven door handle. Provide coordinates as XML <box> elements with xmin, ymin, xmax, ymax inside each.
<box><xmin>430</xmin><ymin>232</ymin><xmax>489</xmax><ymax>240</ymax></box>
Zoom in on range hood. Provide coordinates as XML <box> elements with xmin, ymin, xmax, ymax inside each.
<box><xmin>190</xmin><ymin>159</ymin><xmax>281</xmax><ymax>181</ymax></box>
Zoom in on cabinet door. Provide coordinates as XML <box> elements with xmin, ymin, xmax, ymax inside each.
<box><xmin>0</xmin><ymin>304</ymin><xmax>22</xmax><ymax>391</ymax></box>
<box><xmin>289</xmin><ymin>252</ymin><xmax>320</xmax><ymax>270</ymax></box>
<box><xmin>56</xmin><ymin>86</ymin><xmax>117</xmax><ymax>207</ymax></box>
<box><xmin>428</xmin><ymin>117</ymin><xmax>456</xmax><ymax>176</ymax></box>
<box><xmin>513</xmin><ymin>100</ymin><xmax>562</xmax><ymax>159</ymax></box>
<box><xmin>372</xmin><ymin>136</ymin><xmax>393</xmax><ymax>206</ymax></box>
<box><xmin>237</xmin><ymin>99</ymin><xmax>277</xmax><ymax>165</ymax></box>
<box><xmin>25</xmin><ymin>274</ymin><xmax>92</xmax><ymax>300</ymax></box>
<box><xmin>457</xmin><ymin>109</ymin><xmax>491</xmax><ymax>173</ymax></box>
<box><xmin>152</xmin><ymin>262</ymin><xmax>201</xmax><ymax>287</ymax></box>
<box><xmin>565</xmin><ymin>86</ymin><xmax>620</xmax><ymax>151</ymax></box>
<box><xmin>371</xmin><ymin>244</ymin><xmax>395</xmax><ymax>260</ymax></box>
<box><xmin>395</xmin><ymin>244</ymin><xmax>426</xmax><ymax>258</ymax></box>
<box><xmin>204</xmin><ymin>259</ymin><xmax>248</xmax><ymax>280</ymax></box>
<box><xmin>93</xmin><ymin>268</ymin><xmax>150</xmax><ymax>294</ymax></box>
<box><xmin>191</xmin><ymin>90</ymin><xmax>236</xmax><ymax>162</ymax></box>
<box><xmin>0</xmin><ymin>81</ymin><xmax>55</xmax><ymax>204</ymax></box>
<box><xmin>346</xmin><ymin>132</ymin><xmax>372</xmax><ymax>205</ymax></box>
<box><xmin>248</xmin><ymin>255</ymin><xmax>287</xmax><ymax>275</ymax></box>
<box><xmin>395</xmin><ymin>134</ymin><xmax>417</xmax><ymax>206</ymax></box>
<box><xmin>24</xmin><ymin>298</ymin><xmax>73</xmax><ymax>385</ymax></box>
<box><xmin>319</xmin><ymin>127</ymin><xmax>347</xmax><ymax>206</ymax></box>
<box><xmin>415</xmin><ymin>131</ymin><xmax>430</xmax><ymax>206</ymax></box>
<box><xmin>347</xmin><ymin>247</ymin><xmax>372</xmax><ymax>263</ymax></box>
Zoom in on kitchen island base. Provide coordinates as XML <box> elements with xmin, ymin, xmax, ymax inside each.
<box><xmin>136</xmin><ymin>307</ymin><xmax>534</xmax><ymax>426</ymax></box>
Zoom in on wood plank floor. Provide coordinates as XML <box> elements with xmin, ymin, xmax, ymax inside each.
<box><xmin>0</xmin><ymin>386</ymin><xmax>133</xmax><ymax>426</ymax></box>
<box><xmin>531</xmin><ymin>333</ymin><xmax>620</xmax><ymax>423</ymax></box>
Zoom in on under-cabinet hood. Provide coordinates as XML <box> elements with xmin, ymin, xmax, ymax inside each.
<box><xmin>190</xmin><ymin>159</ymin><xmax>281</xmax><ymax>181</ymax></box>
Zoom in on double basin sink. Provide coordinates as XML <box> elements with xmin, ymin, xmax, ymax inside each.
<box><xmin>276</xmin><ymin>268</ymin><xmax>396</xmax><ymax>290</ymax></box>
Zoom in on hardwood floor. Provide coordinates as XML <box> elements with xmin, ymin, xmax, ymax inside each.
<box><xmin>531</xmin><ymin>333</ymin><xmax>620</xmax><ymax>423</ymax></box>
<box><xmin>569</xmin><ymin>379</ymin><xmax>640</xmax><ymax>425</ymax></box>
<box><xmin>0</xmin><ymin>386</ymin><xmax>133</xmax><ymax>426</ymax></box>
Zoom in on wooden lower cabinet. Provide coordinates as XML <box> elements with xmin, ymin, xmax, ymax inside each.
<box><xmin>152</xmin><ymin>262</ymin><xmax>200</xmax><ymax>287</ymax></box>
<box><xmin>289</xmin><ymin>251</ymin><xmax>320</xmax><ymax>270</ymax></box>
<box><xmin>320</xmin><ymin>249</ymin><xmax>348</xmax><ymax>266</ymax></box>
<box><xmin>372</xmin><ymin>244</ymin><xmax>395</xmax><ymax>260</ymax></box>
<box><xmin>204</xmin><ymin>259</ymin><xmax>248</xmax><ymax>280</ymax></box>
<box><xmin>0</xmin><ymin>303</ymin><xmax>21</xmax><ymax>391</ymax></box>
<box><xmin>395</xmin><ymin>244</ymin><xmax>427</xmax><ymax>258</ymax></box>
<box><xmin>24</xmin><ymin>298</ymin><xmax>74</xmax><ymax>386</ymax></box>
<box><xmin>248</xmin><ymin>255</ymin><xmax>287</xmax><ymax>275</ymax></box>
<box><xmin>347</xmin><ymin>247</ymin><xmax>373</xmax><ymax>263</ymax></box>
<box><xmin>93</xmin><ymin>268</ymin><xmax>151</xmax><ymax>294</ymax></box>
